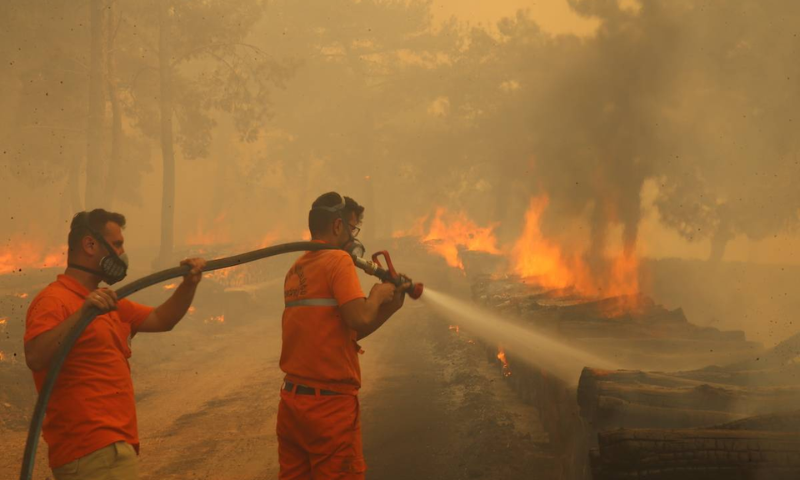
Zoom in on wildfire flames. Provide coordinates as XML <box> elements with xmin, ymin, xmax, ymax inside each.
<box><xmin>0</xmin><ymin>317</ymin><xmax>7</xmax><ymax>331</ymax></box>
<box><xmin>398</xmin><ymin>195</ymin><xmax>641</xmax><ymax>310</ymax></box>
<box><xmin>512</xmin><ymin>195</ymin><xmax>641</xmax><ymax>308</ymax></box>
<box><xmin>394</xmin><ymin>208</ymin><xmax>500</xmax><ymax>270</ymax></box>
<box><xmin>205</xmin><ymin>314</ymin><xmax>225</xmax><ymax>324</ymax></box>
<box><xmin>0</xmin><ymin>240</ymin><xmax>66</xmax><ymax>275</ymax></box>
<box><xmin>497</xmin><ymin>346</ymin><xmax>512</xmax><ymax>377</ymax></box>
<box><xmin>14</xmin><ymin>292</ymin><xmax>28</xmax><ymax>299</ymax></box>
<box><xmin>0</xmin><ymin>350</ymin><xmax>6</xmax><ymax>362</ymax></box>
<box><xmin>448</xmin><ymin>325</ymin><xmax>460</xmax><ymax>334</ymax></box>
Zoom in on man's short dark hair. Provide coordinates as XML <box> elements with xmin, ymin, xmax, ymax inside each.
<box><xmin>308</xmin><ymin>192</ymin><xmax>364</xmax><ymax>237</ymax></box>
<box><xmin>68</xmin><ymin>209</ymin><xmax>126</xmax><ymax>253</ymax></box>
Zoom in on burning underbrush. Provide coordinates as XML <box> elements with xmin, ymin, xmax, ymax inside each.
<box><xmin>394</xmin><ymin>195</ymin><xmax>646</xmax><ymax>319</ymax></box>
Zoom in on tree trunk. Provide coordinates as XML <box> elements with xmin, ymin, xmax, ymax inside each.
<box><xmin>592</xmin><ymin>427</ymin><xmax>800</xmax><ymax>480</ymax></box>
<box><xmin>708</xmin><ymin>203</ymin><xmax>733</xmax><ymax>262</ymax></box>
<box><xmin>104</xmin><ymin>1</ymin><xmax>122</xmax><ymax>207</ymax></box>
<box><xmin>156</xmin><ymin>2</ymin><xmax>176</xmax><ymax>267</ymax></box>
<box><xmin>578</xmin><ymin>367</ymin><xmax>800</xmax><ymax>429</ymax></box>
<box><xmin>84</xmin><ymin>0</ymin><xmax>105</xmax><ymax>209</ymax></box>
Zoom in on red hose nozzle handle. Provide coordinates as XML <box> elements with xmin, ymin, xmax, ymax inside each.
<box><xmin>408</xmin><ymin>282</ymin><xmax>424</xmax><ymax>300</ymax></box>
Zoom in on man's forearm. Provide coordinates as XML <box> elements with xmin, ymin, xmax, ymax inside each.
<box><xmin>357</xmin><ymin>301</ymin><xmax>400</xmax><ymax>341</ymax></box>
<box><xmin>25</xmin><ymin>311</ymin><xmax>82</xmax><ymax>371</ymax></box>
<box><xmin>154</xmin><ymin>282</ymin><xmax>197</xmax><ymax>330</ymax></box>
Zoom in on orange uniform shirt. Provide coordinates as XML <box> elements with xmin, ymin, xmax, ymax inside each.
<box><xmin>24</xmin><ymin>274</ymin><xmax>153</xmax><ymax>468</ymax></box>
<box><xmin>280</xmin><ymin>245</ymin><xmax>366</xmax><ymax>395</ymax></box>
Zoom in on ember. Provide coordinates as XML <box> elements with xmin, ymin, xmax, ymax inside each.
<box><xmin>163</xmin><ymin>283</ymin><xmax>177</xmax><ymax>290</ymax></box>
<box><xmin>497</xmin><ymin>346</ymin><xmax>512</xmax><ymax>377</ymax></box>
<box><xmin>0</xmin><ymin>351</ymin><xmax>5</xmax><ymax>362</ymax></box>
<box><xmin>205</xmin><ymin>315</ymin><xmax>225</xmax><ymax>324</ymax></box>
<box><xmin>14</xmin><ymin>292</ymin><xmax>28</xmax><ymax>299</ymax></box>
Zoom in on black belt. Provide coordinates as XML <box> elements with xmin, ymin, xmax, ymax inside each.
<box><xmin>283</xmin><ymin>381</ymin><xmax>342</xmax><ymax>396</ymax></box>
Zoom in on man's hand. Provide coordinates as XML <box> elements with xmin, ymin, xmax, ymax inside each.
<box><xmin>388</xmin><ymin>279</ymin><xmax>411</xmax><ymax>311</ymax></box>
<box><xmin>369</xmin><ymin>282</ymin><xmax>396</xmax><ymax>304</ymax></box>
<box><xmin>81</xmin><ymin>288</ymin><xmax>118</xmax><ymax>315</ymax></box>
<box><xmin>180</xmin><ymin>258</ymin><xmax>206</xmax><ymax>287</ymax></box>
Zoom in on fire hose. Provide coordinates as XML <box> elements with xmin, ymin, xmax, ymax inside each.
<box><xmin>19</xmin><ymin>241</ymin><xmax>422</xmax><ymax>480</ymax></box>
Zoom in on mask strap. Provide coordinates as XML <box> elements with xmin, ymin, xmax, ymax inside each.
<box><xmin>67</xmin><ymin>263</ymin><xmax>104</xmax><ymax>277</ymax></box>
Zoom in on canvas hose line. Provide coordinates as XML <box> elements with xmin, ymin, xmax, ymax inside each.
<box><xmin>20</xmin><ymin>241</ymin><xmax>340</xmax><ymax>480</ymax></box>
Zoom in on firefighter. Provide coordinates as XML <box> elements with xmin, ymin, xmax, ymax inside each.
<box><xmin>24</xmin><ymin>209</ymin><xmax>206</xmax><ymax>480</ymax></box>
<box><xmin>277</xmin><ymin>192</ymin><xmax>409</xmax><ymax>479</ymax></box>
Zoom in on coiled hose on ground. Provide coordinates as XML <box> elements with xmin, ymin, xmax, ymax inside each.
<box><xmin>20</xmin><ymin>241</ymin><xmax>339</xmax><ymax>480</ymax></box>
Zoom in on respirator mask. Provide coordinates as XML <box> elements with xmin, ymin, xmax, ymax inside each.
<box><xmin>67</xmin><ymin>221</ymin><xmax>129</xmax><ymax>285</ymax></box>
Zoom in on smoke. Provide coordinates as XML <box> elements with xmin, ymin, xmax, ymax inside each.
<box><xmin>1</xmin><ymin>0</ymin><xmax>799</xmax><ymax>287</ymax></box>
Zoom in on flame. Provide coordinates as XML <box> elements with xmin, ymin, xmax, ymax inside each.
<box><xmin>497</xmin><ymin>346</ymin><xmax>512</xmax><ymax>377</ymax></box>
<box><xmin>186</xmin><ymin>213</ymin><xmax>230</xmax><ymax>246</ymax></box>
<box><xmin>448</xmin><ymin>325</ymin><xmax>460</xmax><ymax>334</ymax></box>
<box><xmin>0</xmin><ymin>317</ymin><xmax>7</xmax><ymax>329</ymax></box>
<box><xmin>0</xmin><ymin>350</ymin><xmax>5</xmax><ymax>362</ymax></box>
<box><xmin>395</xmin><ymin>209</ymin><xmax>500</xmax><ymax>269</ymax></box>
<box><xmin>512</xmin><ymin>195</ymin><xmax>639</xmax><ymax>300</ymax></box>
<box><xmin>188</xmin><ymin>306</ymin><xmax>196</xmax><ymax>314</ymax></box>
<box><xmin>205</xmin><ymin>314</ymin><xmax>225</xmax><ymax>324</ymax></box>
<box><xmin>0</xmin><ymin>240</ymin><xmax>66</xmax><ymax>275</ymax></box>
<box><xmin>163</xmin><ymin>283</ymin><xmax>177</xmax><ymax>290</ymax></box>
<box><xmin>14</xmin><ymin>292</ymin><xmax>28</xmax><ymax>299</ymax></box>
<box><xmin>257</xmin><ymin>231</ymin><xmax>281</xmax><ymax>248</ymax></box>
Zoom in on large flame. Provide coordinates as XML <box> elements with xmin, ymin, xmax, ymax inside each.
<box><xmin>0</xmin><ymin>239</ymin><xmax>66</xmax><ymax>275</ymax></box>
<box><xmin>512</xmin><ymin>195</ymin><xmax>640</xmax><ymax>301</ymax></box>
<box><xmin>395</xmin><ymin>208</ymin><xmax>500</xmax><ymax>269</ymax></box>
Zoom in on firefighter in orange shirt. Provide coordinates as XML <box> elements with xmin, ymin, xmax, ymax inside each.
<box><xmin>277</xmin><ymin>192</ymin><xmax>408</xmax><ymax>479</ymax></box>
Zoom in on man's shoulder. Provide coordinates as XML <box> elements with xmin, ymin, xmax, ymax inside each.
<box><xmin>29</xmin><ymin>280</ymin><xmax>71</xmax><ymax>306</ymax></box>
<box><xmin>301</xmin><ymin>248</ymin><xmax>351</xmax><ymax>264</ymax></box>
<box><xmin>26</xmin><ymin>282</ymin><xmax>73</xmax><ymax>321</ymax></box>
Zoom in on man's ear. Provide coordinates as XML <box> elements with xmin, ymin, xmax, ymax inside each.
<box><xmin>81</xmin><ymin>235</ymin><xmax>96</xmax><ymax>256</ymax></box>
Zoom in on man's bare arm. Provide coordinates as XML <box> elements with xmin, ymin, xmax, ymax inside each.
<box><xmin>341</xmin><ymin>281</ymin><xmax>411</xmax><ymax>340</ymax></box>
<box><xmin>137</xmin><ymin>258</ymin><xmax>205</xmax><ymax>333</ymax></box>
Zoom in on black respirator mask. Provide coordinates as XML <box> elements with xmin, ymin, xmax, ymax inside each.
<box><xmin>68</xmin><ymin>228</ymin><xmax>129</xmax><ymax>285</ymax></box>
<box><xmin>311</xmin><ymin>194</ymin><xmax>364</xmax><ymax>257</ymax></box>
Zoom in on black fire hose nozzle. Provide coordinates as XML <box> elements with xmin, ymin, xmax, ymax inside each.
<box><xmin>352</xmin><ymin>253</ymin><xmax>424</xmax><ymax>300</ymax></box>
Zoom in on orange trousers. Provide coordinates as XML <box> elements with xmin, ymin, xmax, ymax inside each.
<box><xmin>277</xmin><ymin>386</ymin><xmax>366</xmax><ymax>480</ymax></box>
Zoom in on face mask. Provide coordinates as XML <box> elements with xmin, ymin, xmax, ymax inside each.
<box><xmin>347</xmin><ymin>238</ymin><xmax>366</xmax><ymax>258</ymax></box>
<box><xmin>68</xmin><ymin>229</ymin><xmax>129</xmax><ymax>285</ymax></box>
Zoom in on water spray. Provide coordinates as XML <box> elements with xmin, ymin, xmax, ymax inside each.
<box><xmin>421</xmin><ymin>288</ymin><xmax>619</xmax><ymax>384</ymax></box>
